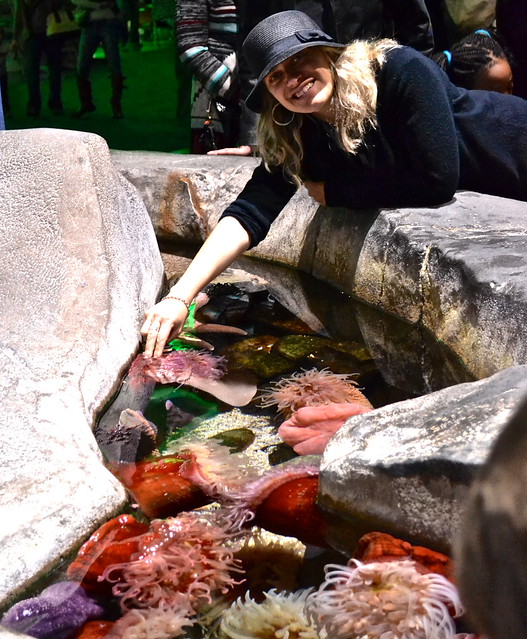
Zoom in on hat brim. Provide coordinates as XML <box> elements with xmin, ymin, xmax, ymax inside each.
<box><xmin>245</xmin><ymin>39</ymin><xmax>345</xmax><ymax>114</ymax></box>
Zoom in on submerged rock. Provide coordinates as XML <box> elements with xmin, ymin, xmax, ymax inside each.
<box><xmin>221</xmin><ymin>337</ymin><xmax>295</xmax><ymax>380</ymax></box>
<box><xmin>96</xmin><ymin>409</ymin><xmax>158</xmax><ymax>464</ymax></box>
<box><xmin>319</xmin><ymin>365</ymin><xmax>527</xmax><ymax>555</ymax></box>
<box><xmin>209</xmin><ymin>428</ymin><xmax>256</xmax><ymax>453</ymax></box>
<box><xmin>455</xmin><ymin>396</ymin><xmax>527</xmax><ymax>639</ymax></box>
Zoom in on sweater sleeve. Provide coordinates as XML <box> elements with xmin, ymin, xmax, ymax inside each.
<box><xmin>176</xmin><ymin>0</ymin><xmax>236</xmax><ymax>102</ymax></box>
<box><xmin>325</xmin><ymin>48</ymin><xmax>460</xmax><ymax>210</ymax></box>
<box><xmin>219</xmin><ymin>162</ymin><xmax>297</xmax><ymax>248</ymax></box>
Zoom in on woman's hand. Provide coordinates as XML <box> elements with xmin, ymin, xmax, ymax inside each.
<box><xmin>303</xmin><ymin>180</ymin><xmax>326</xmax><ymax>206</ymax></box>
<box><xmin>140</xmin><ymin>297</ymin><xmax>189</xmax><ymax>358</ymax></box>
<box><xmin>207</xmin><ymin>145</ymin><xmax>256</xmax><ymax>156</ymax></box>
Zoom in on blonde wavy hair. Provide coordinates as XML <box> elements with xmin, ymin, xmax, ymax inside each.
<box><xmin>257</xmin><ymin>39</ymin><xmax>398</xmax><ymax>186</ymax></box>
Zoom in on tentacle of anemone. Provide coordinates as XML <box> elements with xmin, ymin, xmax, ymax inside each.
<box><xmin>220</xmin><ymin>460</ymin><xmax>320</xmax><ymax>530</ymax></box>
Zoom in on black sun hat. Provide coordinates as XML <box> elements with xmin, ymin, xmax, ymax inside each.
<box><xmin>243</xmin><ymin>10</ymin><xmax>346</xmax><ymax>113</ymax></box>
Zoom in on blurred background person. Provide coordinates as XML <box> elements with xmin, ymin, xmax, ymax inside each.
<box><xmin>0</xmin><ymin>26</ymin><xmax>10</xmax><ymax>117</ymax></box>
<box><xmin>496</xmin><ymin>0</ymin><xmax>527</xmax><ymax>100</ymax></box>
<box><xmin>176</xmin><ymin>0</ymin><xmax>239</xmax><ymax>154</ymax></box>
<box><xmin>12</xmin><ymin>0</ymin><xmax>72</xmax><ymax>116</ymax></box>
<box><xmin>71</xmin><ymin>0</ymin><xmax>125</xmax><ymax>118</ymax></box>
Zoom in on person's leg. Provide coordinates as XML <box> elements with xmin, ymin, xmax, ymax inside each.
<box><xmin>101</xmin><ymin>19</ymin><xmax>125</xmax><ymax>117</ymax></box>
<box><xmin>73</xmin><ymin>25</ymin><xmax>99</xmax><ymax>116</ymax></box>
<box><xmin>45</xmin><ymin>36</ymin><xmax>65</xmax><ymax>114</ymax></box>
<box><xmin>24</xmin><ymin>35</ymin><xmax>44</xmax><ymax>116</ymax></box>
<box><xmin>128</xmin><ymin>0</ymin><xmax>140</xmax><ymax>46</ymax></box>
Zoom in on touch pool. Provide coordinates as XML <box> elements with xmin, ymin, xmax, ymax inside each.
<box><xmin>0</xmin><ymin>274</ymin><xmax>480</xmax><ymax>639</ymax></box>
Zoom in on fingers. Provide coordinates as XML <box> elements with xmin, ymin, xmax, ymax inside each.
<box><xmin>140</xmin><ymin>299</ymin><xmax>188</xmax><ymax>358</ymax></box>
<box><xmin>207</xmin><ymin>145</ymin><xmax>253</xmax><ymax>156</ymax></box>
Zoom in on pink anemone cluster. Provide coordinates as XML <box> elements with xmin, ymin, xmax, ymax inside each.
<box><xmin>131</xmin><ymin>350</ymin><xmax>227</xmax><ymax>387</ymax></box>
<box><xmin>306</xmin><ymin>558</ymin><xmax>464</xmax><ymax>639</ymax></box>
<box><xmin>101</xmin><ymin>511</ymin><xmax>244</xmax><ymax>612</ymax></box>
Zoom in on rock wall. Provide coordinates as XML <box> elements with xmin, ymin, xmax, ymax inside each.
<box><xmin>112</xmin><ymin>151</ymin><xmax>527</xmax><ymax>380</ymax></box>
<box><xmin>0</xmin><ymin>130</ymin><xmax>164</xmax><ymax>611</ymax></box>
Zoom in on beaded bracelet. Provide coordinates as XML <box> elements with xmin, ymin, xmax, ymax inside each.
<box><xmin>162</xmin><ymin>295</ymin><xmax>191</xmax><ymax>313</ymax></box>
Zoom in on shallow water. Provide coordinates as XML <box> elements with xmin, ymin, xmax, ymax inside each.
<box><xmin>1</xmin><ymin>263</ymin><xmax>477</xmax><ymax>638</ymax></box>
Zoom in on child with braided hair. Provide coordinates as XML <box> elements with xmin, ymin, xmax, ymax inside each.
<box><xmin>431</xmin><ymin>29</ymin><xmax>514</xmax><ymax>94</ymax></box>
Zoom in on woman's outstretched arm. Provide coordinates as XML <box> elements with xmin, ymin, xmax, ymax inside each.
<box><xmin>141</xmin><ymin>216</ymin><xmax>251</xmax><ymax>357</ymax></box>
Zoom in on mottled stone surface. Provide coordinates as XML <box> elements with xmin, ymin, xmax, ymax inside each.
<box><xmin>318</xmin><ymin>365</ymin><xmax>527</xmax><ymax>555</ymax></box>
<box><xmin>455</xmin><ymin>396</ymin><xmax>527</xmax><ymax>639</ymax></box>
<box><xmin>352</xmin><ymin>194</ymin><xmax>527</xmax><ymax>379</ymax></box>
<box><xmin>0</xmin><ymin>129</ymin><xmax>164</xmax><ymax>611</ymax></box>
<box><xmin>111</xmin><ymin>151</ymin><xmax>319</xmax><ymax>268</ymax></box>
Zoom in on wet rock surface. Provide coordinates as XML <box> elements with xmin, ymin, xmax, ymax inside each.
<box><xmin>319</xmin><ymin>365</ymin><xmax>527</xmax><ymax>555</ymax></box>
<box><xmin>0</xmin><ymin>130</ymin><xmax>163</xmax><ymax>613</ymax></box>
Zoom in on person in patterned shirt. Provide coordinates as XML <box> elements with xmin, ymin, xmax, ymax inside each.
<box><xmin>176</xmin><ymin>0</ymin><xmax>239</xmax><ymax>153</ymax></box>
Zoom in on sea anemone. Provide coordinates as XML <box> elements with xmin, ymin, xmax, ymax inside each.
<box><xmin>165</xmin><ymin>436</ymin><xmax>260</xmax><ymax>500</ymax></box>
<box><xmin>259</xmin><ymin>368</ymin><xmax>372</xmax><ymax>417</ymax></box>
<box><xmin>101</xmin><ymin>512</ymin><xmax>244</xmax><ymax>612</ymax></box>
<box><xmin>278</xmin><ymin>402</ymin><xmax>373</xmax><ymax>455</ymax></box>
<box><xmin>219</xmin><ymin>588</ymin><xmax>324</xmax><ymax>639</ymax></box>
<box><xmin>106</xmin><ymin>599</ymin><xmax>194</xmax><ymax>639</ymax></box>
<box><xmin>222</xmin><ymin>458</ymin><xmax>321</xmax><ymax>529</ymax></box>
<box><xmin>141</xmin><ymin>351</ymin><xmax>227</xmax><ymax>385</ymax></box>
<box><xmin>220</xmin><ymin>458</ymin><xmax>327</xmax><ymax>547</ymax></box>
<box><xmin>67</xmin><ymin>514</ymin><xmax>150</xmax><ymax>598</ymax></box>
<box><xmin>306</xmin><ymin>558</ymin><xmax>463</xmax><ymax>639</ymax></box>
<box><xmin>234</xmin><ymin>528</ymin><xmax>307</xmax><ymax>596</ymax></box>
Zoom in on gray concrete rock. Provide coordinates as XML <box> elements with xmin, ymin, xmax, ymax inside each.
<box><xmin>455</xmin><ymin>396</ymin><xmax>527</xmax><ymax>639</ymax></box>
<box><xmin>318</xmin><ymin>365</ymin><xmax>527</xmax><ymax>555</ymax></box>
<box><xmin>0</xmin><ymin>129</ymin><xmax>164</xmax><ymax>610</ymax></box>
<box><xmin>352</xmin><ymin>193</ymin><xmax>527</xmax><ymax>379</ymax></box>
<box><xmin>111</xmin><ymin>151</ymin><xmax>320</xmax><ymax>268</ymax></box>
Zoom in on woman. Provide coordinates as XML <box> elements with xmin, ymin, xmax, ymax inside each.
<box><xmin>142</xmin><ymin>10</ymin><xmax>527</xmax><ymax>357</ymax></box>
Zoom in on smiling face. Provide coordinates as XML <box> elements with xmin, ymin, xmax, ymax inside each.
<box><xmin>264</xmin><ymin>47</ymin><xmax>335</xmax><ymax>121</ymax></box>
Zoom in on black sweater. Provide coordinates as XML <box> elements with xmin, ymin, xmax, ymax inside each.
<box><xmin>221</xmin><ymin>46</ymin><xmax>527</xmax><ymax>248</ymax></box>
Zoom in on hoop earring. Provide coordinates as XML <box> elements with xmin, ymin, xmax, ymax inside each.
<box><xmin>272</xmin><ymin>103</ymin><xmax>295</xmax><ymax>127</ymax></box>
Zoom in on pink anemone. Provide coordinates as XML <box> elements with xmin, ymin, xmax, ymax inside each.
<box><xmin>278</xmin><ymin>401</ymin><xmax>373</xmax><ymax>455</ymax></box>
<box><xmin>106</xmin><ymin>599</ymin><xmax>194</xmax><ymax>639</ymax></box>
<box><xmin>101</xmin><ymin>512</ymin><xmax>244</xmax><ymax>612</ymax></box>
<box><xmin>259</xmin><ymin>368</ymin><xmax>372</xmax><ymax>417</ymax></box>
